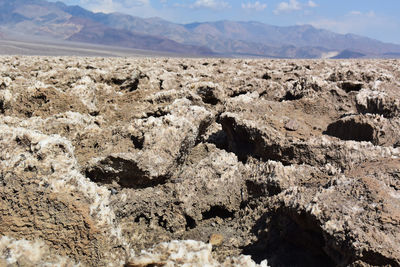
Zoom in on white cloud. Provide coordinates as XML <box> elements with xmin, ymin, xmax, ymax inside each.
<box><xmin>349</xmin><ymin>10</ymin><xmax>362</xmax><ymax>16</ymax></box>
<box><xmin>190</xmin><ymin>0</ymin><xmax>230</xmax><ymax>9</ymax></box>
<box><xmin>274</xmin><ymin>0</ymin><xmax>317</xmax><ymax>14</ymax></box>
<box><xmin>307</xmin><ymin>0</ymin><xmax>317</xmax><ymax>7</ymax></box>
<box><xmin>274</xmin><ymin>0</ymin><xmax>301</xmax><ymax>14</ymax></box>
<box><xmin>80</xmin><ymin>0</ymin><xmax>150</xmax><ymax>13</ymax></box>
<box><xmin>349</xmin><ymin>10</ymin><xmax>376</xmax><ymax>17</ymax></box>
<box><xmin>242</xmin><ymin>1</ymin><xmax>267</xmax><ymax>11</ymax></box>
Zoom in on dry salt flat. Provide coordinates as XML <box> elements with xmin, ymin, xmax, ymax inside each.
<box><xmin>1</xmin><ymin>56</ymin><xmax>400</xmax><ymax>266</ymax></box>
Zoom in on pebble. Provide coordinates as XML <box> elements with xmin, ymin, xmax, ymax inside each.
<box><xmin>209</xmin><ymin>233</ymin><xmax>224</xmax><ymax>246</ymax></box>
<box><xmin>284</xmin><ymin>119</ymin><xmax>300</xmax><ymax>131</ymax></box>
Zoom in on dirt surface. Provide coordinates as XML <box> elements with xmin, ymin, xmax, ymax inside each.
<box><xmin>1</xmin><ymin>56</ymin><xmax>400</xmax><ymax>266</ymax></box>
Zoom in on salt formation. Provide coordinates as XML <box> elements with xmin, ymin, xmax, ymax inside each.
<box><xmin>0</xmin><ymin>56</ymin><xmax>400</xmax><ymax>266</ymax></box>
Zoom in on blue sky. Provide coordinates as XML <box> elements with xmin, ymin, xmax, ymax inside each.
<box><xmin>51</xmin><ymin>0</ymin><xmax>400</xmax><ymax>44</ymax></box>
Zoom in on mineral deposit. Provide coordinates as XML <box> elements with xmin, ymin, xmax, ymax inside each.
<box><xmin>1</xmin><ymin>56</ymin><xmax>400</xmax><ymax>266</ymax></box>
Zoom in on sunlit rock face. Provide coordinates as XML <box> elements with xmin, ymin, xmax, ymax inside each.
<box><xmin>0</xmin><ymin>56</ymin><xmax>400</xmax><ymax>266</ymax></box>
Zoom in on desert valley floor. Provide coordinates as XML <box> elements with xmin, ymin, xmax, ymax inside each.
<box><xmin>0</xmin><ymin>56</ymin><xmax>400</xmax><ymax>266</ymax></box>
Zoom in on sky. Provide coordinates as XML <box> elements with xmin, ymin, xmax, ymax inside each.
<box><xmin>50</xmin><ymin>0</ymin><xmax>400</xmax><ymax>44</ymax></box>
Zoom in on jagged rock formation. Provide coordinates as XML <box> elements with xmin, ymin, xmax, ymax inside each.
<box><xmin>0</xmin><ymin>56</ymin><xmax>400</xmax><ymax>266</ymax></box>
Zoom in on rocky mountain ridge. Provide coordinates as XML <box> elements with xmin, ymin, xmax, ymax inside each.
<box><xmin>0</xmin><ymin>0</ymin><xmax>212</xmax><ymax>55</ymax></box>
<box><xmin>102</xmin><ymin>17</ymin><xmax>400</xmax><ymax>58</ymax></box>
<box><xmin>1</xmin><ymin>0</ymin><xmax>400</xmax><ymax>58</ymax></box>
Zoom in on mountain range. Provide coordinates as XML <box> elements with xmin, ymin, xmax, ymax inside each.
<box><xmin>1</xmin><ymin>0</ymin><xmax>400</xmax><ymax>58</ymax></box>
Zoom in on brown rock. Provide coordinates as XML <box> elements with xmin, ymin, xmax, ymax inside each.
<box><xmin>209</xmin><ymin>233</ymin><xmax>224</xmax><ymax>246</ymax></box>
<box><xmin>284</xmin><ymin>119</ymin><xmax>299</xmax><ymax>131</ymax></box>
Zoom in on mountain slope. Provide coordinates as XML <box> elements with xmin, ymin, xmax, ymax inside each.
<box><xmin>101</xmin><ymin>16</ymin><xmax>400</xmax><ymax>57</ymax></box>
<box><xmin>0</xmin><ymin>0</ymin><xmax>213</xmax><ymax>55</ymax></box>
<box><xmin>332</xmin><ymin>50</ymin><xmax>366</xmax><ymax>59</ymax></box>
<box><xmin>65</xmin><ymin>16</ymin><xmax>212</xmax><ymax>55</ymax></box>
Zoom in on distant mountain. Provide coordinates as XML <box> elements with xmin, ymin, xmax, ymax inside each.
<box><xmin>383</xmin><ymin>52</ymin><xmax>400</xmax><ymax>57</ymax></box>
<box><xmin>100</xmin><ymin>17</ymin><xmax>400</xmax><ymax>58</ymax></box>
<box><xmin>65</xmin><ymin>17</ymin><xmax>212</xmax><ymax>55</ymax></box>
<box><xmin>0</xmin><ymin>0</ymin><xmax>400</xmax><ymax>58</ymax></box>
<box><xmin>0</xmin><ymin>0</ymin><xmax>212</xmax><ymax>55</ymax></box>
<box><xmin>332</xmin><ymin>50</ymin><xmax>366</xmax><ymax>59</ymax></box>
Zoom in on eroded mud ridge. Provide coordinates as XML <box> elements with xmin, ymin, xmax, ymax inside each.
<box><xmin>1</xmin><ymin>56</ymin><xmax>400</xmax><ymax>266</ymax></box>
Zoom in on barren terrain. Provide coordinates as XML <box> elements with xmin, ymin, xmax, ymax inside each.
<box><xmin>1</xmin><ymin>56</ymin><xmax>400</xmax><ymax>266</ymax></box>
<box><xmin>0</xmin><ymin>37</ymin><xmax>179</xmax><ymax>57</ymax></box>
